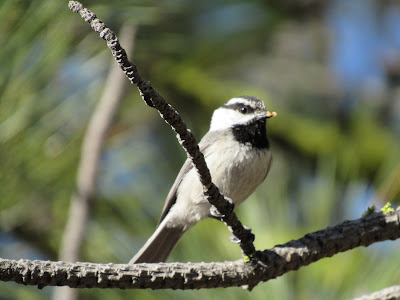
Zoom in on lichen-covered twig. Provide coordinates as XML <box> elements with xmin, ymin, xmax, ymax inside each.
<box><xmin>68</xmin><ymin>0</ymin><xmax>256</xmax><ymax>258</ymax></box>
<box><xmin>1</xmin><ymin>208</ymin><xmax>399</xmax><ymax>290</ymax></box>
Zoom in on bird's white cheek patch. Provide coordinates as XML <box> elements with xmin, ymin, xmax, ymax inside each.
<box><xmin>210</xmin><ymin>109</ymin><xmax>254</xmax><ymax>132</ymax></box>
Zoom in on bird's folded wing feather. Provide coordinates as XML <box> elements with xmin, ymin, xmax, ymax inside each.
<box><xmin>157</xmin><ymin>131</ymin><xmax>221</xmax><ymax>226</ymax></box>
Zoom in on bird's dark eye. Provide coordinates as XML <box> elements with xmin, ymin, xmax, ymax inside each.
<box><xmin>240</xmin><ymin>106</ymin><xmax>248</xmax><ymax>114</ymax></box>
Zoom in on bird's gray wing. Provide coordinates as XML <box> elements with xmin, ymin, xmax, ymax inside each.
<box><xmin>157</xmin><ymin>131</ymin><xmax>222</xmax><ymax>226</ymax></box>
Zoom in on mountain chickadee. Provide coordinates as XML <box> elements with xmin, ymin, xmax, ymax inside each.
<box><xmin>130</xmin><ymin>95</ymin><xmax>276</xmax><ymax>263</ymax></box>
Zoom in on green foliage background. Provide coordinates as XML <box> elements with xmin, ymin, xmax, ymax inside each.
<box><xmin>1</xmin><ymin>0</ymin><xmax>400</xmax><ymax>299</ymax></box>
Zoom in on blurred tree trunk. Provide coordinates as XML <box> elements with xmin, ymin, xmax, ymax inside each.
<box><xmin>52</xmin><ymin>23</ymin><xmax>137</xmax><ymax>300</ymax></box>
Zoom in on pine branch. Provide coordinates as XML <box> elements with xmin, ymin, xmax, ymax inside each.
<box><xmin>1</xmin><ymin>209</ymin><xmax>399</xmax><ymax>290</ymax></box>
<box><xmin>67</xmin><ymin>0</ymin><xmax>256</xmax><ymax>258</ymax></box>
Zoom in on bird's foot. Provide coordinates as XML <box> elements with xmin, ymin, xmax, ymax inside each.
<box><xmin>229</xmin><ymin>225</ymin><xmax>253</xmax><ymax>244</ymax></box>
<box><xmin>209</xmin><ymin>196</ymin><xmax>234</xmax><ymax>219</ymax></box>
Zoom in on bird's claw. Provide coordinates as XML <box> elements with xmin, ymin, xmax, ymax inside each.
<box><xmin>209</xmin><ymin>196</ymin><xmax>234</xmax><ymax>219</ymax></box>
<box><xmin>210</xmin><ymin>205</ymin><xmax>223</xmax><ymax>218</ymax></box>
<box><xmin>229</xmin><ymin>225</ymin><xmax>253</xmax><ymax>244</ymax></box>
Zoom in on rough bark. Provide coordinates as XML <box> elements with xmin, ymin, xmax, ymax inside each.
<box><xmin>1</xmin><ymin>209</ymin><xmax>399</xmax><ymax>290</ymax></box>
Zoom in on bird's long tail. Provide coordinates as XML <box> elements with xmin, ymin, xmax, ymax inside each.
<box><xmin>129</xmin><ymin>219</ymin><xmax>185</xmax><ymax>264</ymax></box>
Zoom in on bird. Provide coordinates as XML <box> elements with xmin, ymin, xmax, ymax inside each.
<box><xmin>129</xmin><ymin>95</ymin><xmax>277</xmax><ymax>263</ymax></box>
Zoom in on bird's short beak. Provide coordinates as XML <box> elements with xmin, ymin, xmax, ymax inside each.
<box><xmin>265</xmin><ymin>111</ymin><xmax>277</xmax><ymax>118</ymax></box>
<box><xmin>253</xmin><ymin>110</ymin><xmax>277</xmax><ymax>122</ymax></box>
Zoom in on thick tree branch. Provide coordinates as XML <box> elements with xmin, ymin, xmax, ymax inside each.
<box><xmin>1</xmin><ymin>209</ymin><xmax>399</xmax><ymax>290</ymax></box>
<box><xmin>67</xmin><ymin>0</ymin><xmax>256</xmax><ymax>258</ymax></box>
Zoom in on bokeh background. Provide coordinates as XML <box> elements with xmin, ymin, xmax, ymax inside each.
<box><xmin>1</xmin><ymin>0</ymin><xmax>400</xmax><ymax>299</ymax></box>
